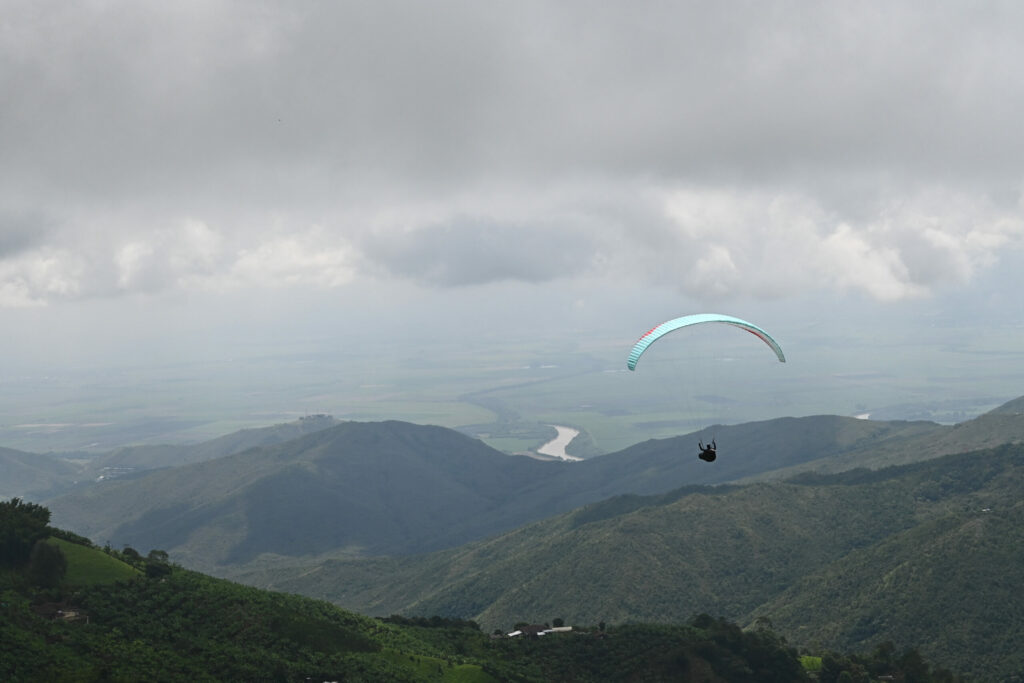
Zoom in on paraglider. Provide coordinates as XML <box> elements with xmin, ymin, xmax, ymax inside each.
<box><xmin>627</xmin><ymin>313</ymin><xmax>786</xmax><ymax>371</ymax></box>
<box><xmin>698</xmin><ymin>439</ymin><xmax>717</xmax><ymax>462</ymax></box>
<box><xmin>627</xmin><ymin>313</ymin><xmax>785</xmax><ymax>462</ymax></box>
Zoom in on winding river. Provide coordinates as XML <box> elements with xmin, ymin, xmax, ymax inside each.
<box><xmin>537</xmin><ymin>425</ymin><xmax>583</xmax><ymax>462</ymax></box>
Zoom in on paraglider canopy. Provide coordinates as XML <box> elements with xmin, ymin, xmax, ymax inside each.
<box><xmin>627</xmin><ymin>313</ymin><xmax>785</xmax><ymax>371</ymax></box>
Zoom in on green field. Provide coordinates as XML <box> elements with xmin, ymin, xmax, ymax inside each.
<box><xmin>50</xmin><ymin>537</ymin><xmax>140</xmax><ymax>586</ymax></box>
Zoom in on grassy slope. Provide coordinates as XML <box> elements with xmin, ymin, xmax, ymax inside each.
<box><xmin>50</xmin><ymin>537</ymin><xmax>139</xmax><ymax>585</ymax></box>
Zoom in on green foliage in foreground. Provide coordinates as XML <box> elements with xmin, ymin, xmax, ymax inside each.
<box><xmin>0</xmin><ymin>498</ymin><xmax>51</xmax><ymax>567</ymax></box>
<box><xmin>1</xmin><ymin>559</ymin><xmax>439</xmax><ymax>682</ymax></box>
<box><xmin>0</xmin><ymin>499</ymin><xmax>974</xmax><ymax>682</ymax></box>
<box><xmin>0</xmin><ymin>544</ymin><xmax>963</xmax><ymax>681</ymax></box>
<box><xmin>396</xmin><ymin>616</ymin><xmax>966</xmax><ymax>683</ymax></box>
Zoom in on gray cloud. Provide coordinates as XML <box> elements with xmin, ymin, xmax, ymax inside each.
<box><xmin>2</xmin><ymin>1</ymin><xmax>1024</xmax><ymax>305</ymax></box>
<box><xmin>6</xmin><ymin>2</ymin><xmax>1024</xmax><ymax>197</ymax></box>
<box><xmin>362</xmin><ymin>216</ymin><xmax>600</xmax><ymax>286</ymax></box>
<box><xmin>0</xmin><ymin>209</ymin><xmax>50</xmax><ymax>257</ymax></box>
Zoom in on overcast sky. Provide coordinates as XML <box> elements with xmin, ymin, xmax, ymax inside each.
<box><xmin>3</xmin><ymin>2</ymin><xmax>1024</xmax><ymax>415</ymax></box>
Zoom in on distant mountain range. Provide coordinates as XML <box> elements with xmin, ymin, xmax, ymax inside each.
<box><xmin>1</xmin><ymin>414</ymin><xmax>340</xmax><ymax>500</ymax></box>
<box><xmin>23</xmin><ymin>397</ymin><xmax>1024</xmax><ymax>680</ymax></box>
<box><xmin>42</xmin><ymin>396</ymin><xmax>1024</xmax><ymax>568</ymax></box>
<box><xmin>0</xmin><ymin>446</ymin><xmax>79</xmax><ymax>500</ymax></box>
<box><xmin>91</xmin><ymin>413</ymin><xmax>341</xmax><ymax>472</ymax></box>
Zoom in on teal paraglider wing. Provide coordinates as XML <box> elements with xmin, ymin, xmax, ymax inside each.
<box><xmin>627</xmin><ymin>313</ymin><xmax>786</xmax><ymax>371</ymax></box>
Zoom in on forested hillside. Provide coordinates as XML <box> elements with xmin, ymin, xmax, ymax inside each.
<box><xmin>233</xmin><ymin>444</ymin><xmax>1024</xmax><ymax>681</ymax></box>
<box><xmin>46</xmin><ymin>421</ymin><xmax>557</xmax><ymax>569</ymax></box>
<box><xmin>1</xmin><ymin>498</ymin><xmax>966</xmax><ymax>682</ymax></box>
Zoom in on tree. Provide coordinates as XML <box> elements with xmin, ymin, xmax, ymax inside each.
<box><xmin>0</xmin><ymin>498</ymin><xmax>52</xmax><ymax>567</ymax></box>
<box><xmin>147</xmin><ymin>549</ymin><xmax>170</xmax><ymax>564</ymax></box>
<box><xmin>122</xmin><ymin>546</ymin><xmax>142</xmax><ymax>566</ymax></box>
<box><xmin>27</xmin><ymin>540</ymin><xmax>66</xmax><ymax>589</ymax></box>
<box><xmin>898</xmin><ymin>647</ymin><xmax>931</xmax><ymax>683</ymax></box>
<box><xmin>145</xmin><ymin>560</ymin><xmax>172</xmax><ymax>579</ymax></box>
<box><xmin>145</xmin><ymin>549</ymin><xmax>172</xmax><ymax>578</ymax></box>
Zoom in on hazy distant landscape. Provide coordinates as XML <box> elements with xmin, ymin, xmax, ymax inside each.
<box><xmin>5</xmin><ymin>309</ymin><xmax>1022</xmax><ymax>456</ymax></box>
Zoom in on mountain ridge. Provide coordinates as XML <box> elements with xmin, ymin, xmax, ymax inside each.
<box><xmin>44</xmin><ymin>397</ymin><xmax>1024</xmax><ymax>571</ymax></box>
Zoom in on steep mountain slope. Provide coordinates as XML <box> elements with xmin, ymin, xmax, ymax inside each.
<box><xmin>0</xmin><ymin>446</ymin><xmax>80</xmax><ymax>499</ymax></box>
<box><xmin>534</xmin><ymin>414</ymin><xmax>944</xmax><ymax>499</ymax></box>
<box><xmin>233</xmin><ymin>479</ymin><xmax>916</xmax><ymax>622</ymax></box>
<box><xmin>234</xmin><ymin>445</ymin><xmax>1024</xmax><ymax>681</ymax></box>
<box><xmin>1</xmin><ymin>416</ymin><xmax>342</xmax><ymax>501</ymax></box>
<box><xmin>748</xmin><ymin>406</ymin><xmax>1024</xmax><ymax>480</ymax></box>
<box><xmin>759</xmin><ymin>462</ymin><xmax>1024</xmax><ymax>681</ymax></box>
<box><xmin>81</xmin><ymin>414</ymin><xmax>340</xmax><ymax>474</ymax></box>
<box><xmin>48</xmin><ymin>421</ymin><xmax>557</xmax><ymax>569</ymax></box>
<box><xmin>987</xmin><ymin>395</ymin><xmax>1024</xmax><ymax>414</ymax></box>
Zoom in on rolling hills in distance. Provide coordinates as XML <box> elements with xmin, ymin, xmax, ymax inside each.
<box><xmin>0</xmin><ymin>413</ymin><xmax>341</xmax><ymax>501</ymax></box>
<box><xmin>41</xmin><ymin>397</ymin><xmax>1024</xmax><ymax>567</ymax></box>
<box><xmin>9</xmin><ymin>396</ymin><xmax>1024</xmax><ymax>679</ymax></box>
<box><xmin>0</xmin><ymin>445</ymin><xmax>81</xmax><ymax>500</ymax></box>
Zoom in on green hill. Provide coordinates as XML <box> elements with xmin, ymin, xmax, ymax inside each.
<box><xmin>232</xmin><ymin>444</ymin><xmax>1024</xmax><ymax>681</ymax></box>
<box><xmin>49</xmin><ymin>537</ymin><xmax>139</xmax><ymax>585</ymax></box>
<box><xmin>6</xmin><ymin>511</ymin><xmax>946</xmax><ymax>682</ymax></box>
<box><xmin>47</xmin><ymin>421</ymin><xmax>557</xmax><ymax>570</ymax></box>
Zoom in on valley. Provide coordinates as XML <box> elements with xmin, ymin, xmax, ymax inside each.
<box><xmin>6</xmin><ymin>397</ymin><xmax>1024</xmax><ymax>679</ymax></box>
